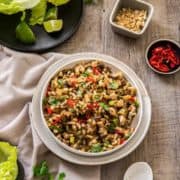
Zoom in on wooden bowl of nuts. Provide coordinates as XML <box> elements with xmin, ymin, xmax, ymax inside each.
<box><xmin>110</xmin><ymin>0</ymin><xmax>154</xmax><ymax>38</ymax></box>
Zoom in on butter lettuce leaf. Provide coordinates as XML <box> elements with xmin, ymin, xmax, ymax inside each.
<box><xmin>0</xmin><ymin>0</ymin><xmax>40</xmax><ymax>15</ymax></box>
<box><xmin>29</xmin><ymin>0</ymin><xmax>47</xmax><ymax>25</ymax></box>
<box><xmin>0</xmin><ymin>142</ymin><xmax>18</xmax><ymax>180</ymax></box>
<box><xmin>48</xmin><ymin>0</ymin><xmax>70</xmax><ymax>6</ymax></box>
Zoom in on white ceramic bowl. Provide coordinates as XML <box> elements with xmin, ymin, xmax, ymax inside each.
<box><xmin>40</xmin><ymin>54</ymin><xmax>144</xmax><ymax>157</ymax></box>
<box><xmin>110</xmin><ymin>0</ymin><xmax>154</xmax><ymax>38</ymax></box>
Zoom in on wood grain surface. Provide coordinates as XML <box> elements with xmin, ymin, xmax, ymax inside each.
<box><xmin>55</xmin><ymin>0</ymin><xmax>180</xmax><ymax>179</ymax></box>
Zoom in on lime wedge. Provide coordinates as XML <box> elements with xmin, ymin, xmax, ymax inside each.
<box><xmin>45</xmin><ymin>7</ymin><xmax>58</xmax><ymax>20</ymax></box>
<box><xmin>43</xmin><ymin>19</ymin><xmax>63</xmax><ymax>33</ymax></box>
<box><xmin>16</xmin><ymin>22</ymin><xmax>36</xmax><ymax>44</ymax></box>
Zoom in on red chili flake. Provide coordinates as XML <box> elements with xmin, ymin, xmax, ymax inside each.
<box><xmin>149</xmin><ymin>45</ymin><xmax>179</xmax><ymax>72</ymax></box>
<box><xmin>93</xmin><ymin>67</ymin><xmax>101</xmax><ymax>75</ymax></box>
<box><xmin>86</xmin><ymin>76</ymin><xmax>96</xmax><ymax>83</ymax></box>
<box><xmin>87</xmin><ymin>102</ymin><xmax>99</xmax><ymax>110</ymax></box>
<box><xmin>47</xmin><ymin>107</ymin><xmax>53</xmax><ymax>115</ymax></box>
<box><xmin>119</xmin><ymin>138</ymin><xmax>125</xmax><ymax>145</ymax></box>
<box><xmin>51</xmin><ymin>117</ymin><xmax>61</xmax><ymax>125</ymax></box>
<box><xmin>67</xmin><ymin>99</ymin><xmax>76</xmax><ymax>107</ymax></box>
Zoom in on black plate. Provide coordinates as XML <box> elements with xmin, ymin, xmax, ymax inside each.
<box><xmin>0</xmin><ymin>0</ymin><xmax>83</xmax><ymax>53</ymax></box>
<box><xmin>16</xmin><ymin>161</ymin><xmax>25</xmax><ymax>180</ymax></box>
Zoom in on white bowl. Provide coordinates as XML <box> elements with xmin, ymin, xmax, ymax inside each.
<box><xmin>39</xmin><ymin>53</ymin><xmax>144</xmax><ymax>157</ymax></box>
<box><xmin>110</xmin><ymin>0</ymin><xmax>154</xmax><ymax>38</ymax></box>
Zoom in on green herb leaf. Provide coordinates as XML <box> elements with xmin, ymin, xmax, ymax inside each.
<box><xmin>48</xmin><ymin>97</ymin><xmax>59</xmax><ymax>105</ymax></box>
<box><xmin>58</xmin><ymin>79</ymin><xmax>64</xmax><ymax>87</ymax></box>
<box><xmin>90</xmin><ymin>144</ymin><xmax>102</xmax><ymax>153</ymax></box>
<box><xmin>109</xmin><ymin>81</ymin><xmax>119</xmax><ymax>89</ymax></box>
<box><xmin>109</xmin><ymin>100</ymin><xmax>115</xmax><ymax>106</ymax></box>
<box><xmin>99</xmin><ymin>102</ymin><xmax>109</xmax><ymax>111</ymax></box>
<box><xmin>58</xmin><ymin>172</ymin><xmax>66</xmax><ymax>180</ymax></box>
<box><xmin>82</xmin><ymin>71</ymin><xmax>90</xmax><ymax>77</ymax></box>
<box><xmin>134</xmin><ymin>100</ymin><xmax>139</xmax><ymax>108</ymax></box>
<box><xmin>108</xmin><ymin>123</ymin><xmax>116</xmax><ymax>133</ymax></box>
<box><xmin>33</xmin><ymin>160</ymin><xmax>49</xmax><ymax>177</ymax></box>
<box><xmin>93</xmin><ymin>94</ymin><xmax>100</xmax><ymax>101</ymax></box>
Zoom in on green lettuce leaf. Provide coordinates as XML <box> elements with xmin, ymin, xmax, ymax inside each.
<box><xmin>29</xmin><ymin>0</ymin><xmax>47</xmax><ymax>25</ymax></box>
<box><xmin>48</xmin><ymin>0</ymin><xmax>70</xmax><ymax>6</ymax></box>
<box><xmin>0</xmin><ymin>0</ymin><xmax>40</xmax><ymax>15</ymax></box>
<box><xmin>0</xmin><ymin>142</ymin><xmax>18</xmax><ymax>180</ymax></box>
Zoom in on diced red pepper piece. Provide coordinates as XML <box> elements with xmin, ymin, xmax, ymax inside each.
<box><xmin>67</xmin><ymin>99</ymin><xmax>76</xmax><ymax>107</ymax></box>
<box><xmin>87</xmin><ymin>102</ymin><xmax>99</xmax><ymax>110</ymax></box>
<box><xmin>47</xmin><ymin>107</ymin><xmax>53</xmax><ymax>115</ymax></box>
<box><xmin>129</xmin><ymin>96</ymin><xmax>136</xmax><ymax>102</ymax></box>
<box><xmin>119</xmin><ymin>138</ymin><xmax>125</xmax><ymax>145</ymax></box>
<box><xmin>93</xmin><ymin>67</ymin><xmax>101</xmax><ymax>75</ymax></box>
<box><xmin>86</xmin><ymin>76</ymin><xmax>96</xmax><ymax>83</ymax></box>
<box><xmin>51</xmin><ymin>117</ymin><xmax>61</xmax><ymax>125</ymax></box>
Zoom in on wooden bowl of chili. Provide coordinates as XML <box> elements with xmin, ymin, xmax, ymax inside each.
<box><xmin>145</xmin><ymin>39</ymin><xmax>180</xmax><ymax>75</ymax></box>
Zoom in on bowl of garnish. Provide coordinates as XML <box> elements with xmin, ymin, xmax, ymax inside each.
<box><xmin>145</xmin><ymin>39</ymin><xmax>180</xmax><ymax>75</ymax></box>
<box><xmin>109</xmin><ymin>0</ymin><xmax>154</xmax><ymax>38</ymax></box>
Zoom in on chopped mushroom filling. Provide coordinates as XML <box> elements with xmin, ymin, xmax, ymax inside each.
<box><xmin>43</xmin><ymin>61</ymin><xmax>139</xmax><ymax>152</ymax></box>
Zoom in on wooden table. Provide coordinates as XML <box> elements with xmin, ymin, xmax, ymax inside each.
<box><xmin>56</xmin><ymin>0</ymin><xmax>180</xmax><ymax>179</ymax></box>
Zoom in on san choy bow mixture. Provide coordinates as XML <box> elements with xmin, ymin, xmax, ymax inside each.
<box><xmin>43</xmin><ymin>61</ymin><xmax>139</xmax><ymax>153</ymax></box>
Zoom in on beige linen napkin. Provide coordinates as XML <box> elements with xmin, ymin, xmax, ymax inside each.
<box><xmin>0</xmin><ymin>46</ymin><xmax>100</xmax><ymax>180</ymax></box>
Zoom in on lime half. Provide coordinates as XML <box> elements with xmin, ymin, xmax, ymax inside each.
<box><xmin>16</xmin><ymin>22</ymin><xmax>36</xmax><ymax>44</ymax></box>
<box><xmin>43</xmin><ymin>19</ymin><xmax>63</xmax><ymax>33</ymax></box>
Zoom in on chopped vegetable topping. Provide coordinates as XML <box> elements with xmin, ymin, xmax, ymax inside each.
<box><xmin>43</xmin><ymin>61</ymin><xmax>139</xmax><ymax>152</ymax></box>
<box><xmin>91</xmin><ymin>144</ymin><xmax>102</xmax><ymax>153</ymax></box>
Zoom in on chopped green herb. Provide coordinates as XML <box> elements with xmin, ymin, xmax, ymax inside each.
<box><xmin>99</xmin><ymin>102</ymin><xmax>109</xmax><ymax>111</ymax></box>
<box><xmin>58</xmin><ymin>79</ymin><xmax>64</xmax><ymax>87</ymax></box>
<box><xmin>50</xmin><ymin>126</ymin><xmax>63</xmax><ymax>133</ymax></box>
<box><xmin>109</xmin><ymin>100</ymin><xmax>115</xmax><ymax>106</ymax></box>
<box><xmin>58</xmin><ymin>172</ymin><xmax>66</xmax><ymax>180</ymax></box>
<box><xmin>134</xmin><ymin>100</ymin><xmax>139</xmax><ymax>108</ymax></box>
<box><xmin>93</xmin><ymin>94</ymin><xmax>100</xmax><ymax>101</ymax></box>
<box><xmin>48</xmin><ymin>97</ymin><xmax>59</xmax><ymax>105</ymax></box>
<box><xmin>108</xmin><ymin>123</ymin><xmax>116</xmax><ymax>133</ymax></box>
<box><xmin>103</xmin><ymin>140</ymin><xmax>110</xmax><ymax>147</ymax></box>
<box><xmin>82</xmin><ymin>71</ymin><xmax>90</xmax><ymax>77</ymax></box>
<box><xmin>90</xmin><ymin>144</ymin><xmax>102</xmax><ymax>153</ymax></box>
<box><xmin>109</xmin><ymin>81</ymin><xmax>119</xmax><ymax>89</ymax></box>
<box><xmin>59</xmin><ymin>95</ymin><xmax>68</xmax><ymax>102</ymax></box>
<box><xmin>33</xmin><ymin>160</ymin><xmax>49</xmax><ymax>177</ymax></box>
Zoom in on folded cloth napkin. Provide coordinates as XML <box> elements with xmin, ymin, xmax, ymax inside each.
<box><xmin>0</xmin><ymin>46</ymin><xmax>100</xmax><ymax>180</ymax></box>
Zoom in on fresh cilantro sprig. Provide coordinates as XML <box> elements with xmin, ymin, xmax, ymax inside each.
<box><xmin>58</xmin><ymin>172</ymin><xmax>66</xmax><ymax>180</ymax></box>
<box><xmin>33</xmin><ymin>160</ymin><xmax>66</xmax><ymax>180</ymax></box>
